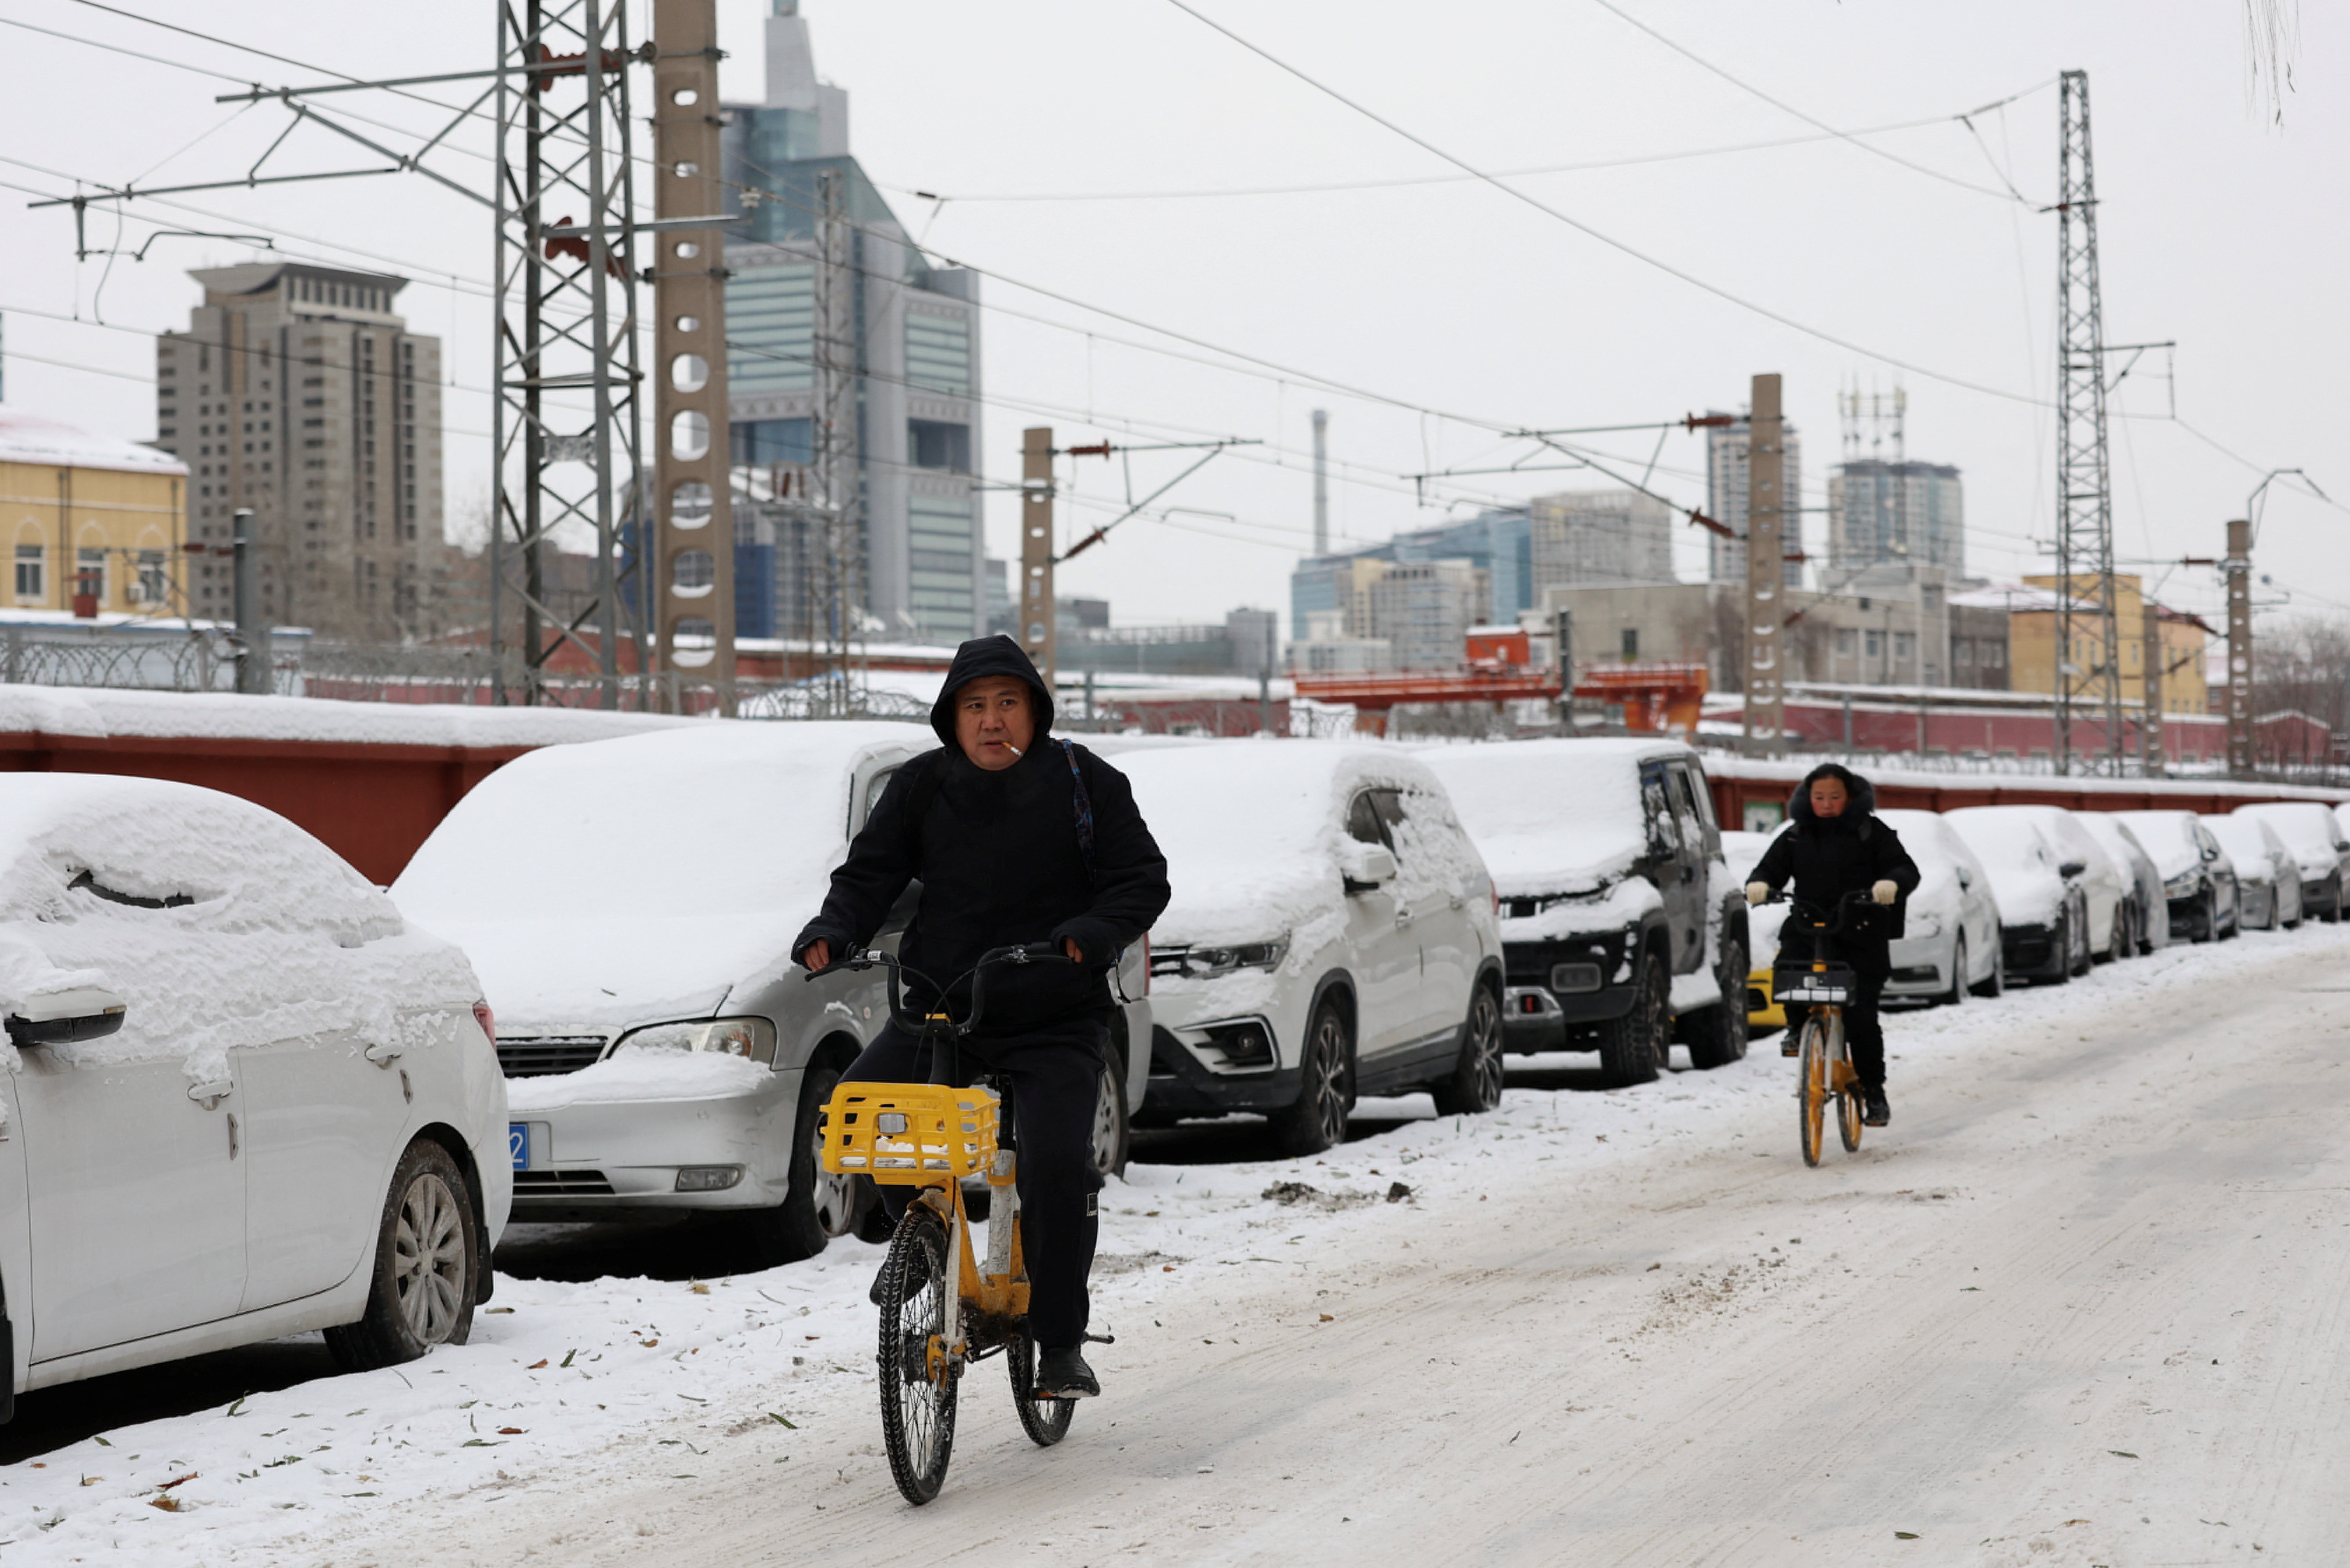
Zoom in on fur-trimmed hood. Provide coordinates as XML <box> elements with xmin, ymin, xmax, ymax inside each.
<box><xmin>1787</xmin><ymin>761</ymin><xmax>1878</xmax><ymax>825</ymax></box>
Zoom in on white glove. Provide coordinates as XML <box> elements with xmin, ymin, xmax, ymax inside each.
<box><xmin>1744</xmin><ymin>881</ymin><xmax>1770</xmax><ymax>905</ymax></box>
<box><xmin>1872</xmin><ymin>880</ymin><xmax>1899</xmax><ymax>906</ymax></box>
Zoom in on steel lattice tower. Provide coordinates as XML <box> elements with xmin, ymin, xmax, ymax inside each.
<box><xmin>491</xmin><ymin>0</ymin><xmax>644</xmax><ymax>706</ymax></box>
<box><xmin>2052</xmin><ymin>69</ymin><xmax>2125</xmax><ymax>773</ymax></box>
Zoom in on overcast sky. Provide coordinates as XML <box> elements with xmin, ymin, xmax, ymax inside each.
<box><xmin>3</xmin><ymin>0</ymin><xmax>2343</xmax><ymax>636</ymax></box>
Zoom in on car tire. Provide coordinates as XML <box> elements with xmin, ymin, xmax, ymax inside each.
<box><xmin>1090</xmin><ymin>1043</ymin><xmax>1131</xmax><ymax>1177</ymax></box>
<box><xmin>1941</xmin><ymin>935</ymin><xmax>1968</xmax><ymax>1007</ymax></box>
<box><xmin>1432</xmin><ymin>982</ymin><xmax>1506</xmax><ymax>1115</ymax></box>
<box><xmin>1273</xmin><ymin>1002</ymin><xmax>1353</xmax><ymax>1158</ymax></box>
<box><xmin>1684</xmin><ymin>933</ymin><xmax>1750</xmax><ymax>1071</ymax></box>
<box><xmin>1970</xmin><ymin>940</ymin><xmax>2006</xmax><ymax>998</ymax></box>
<box><xmin>1596</xmin><ymin>948</ymin><xmax>1666</xmax><ymax>1088</ymax></box>
<box><xmin>326</xmin><ymin>1138</ymin><xmax>481</xmax><ymax>1373</ymax></box>
<box><xmin>2100</xmin><ymin>908</ymin><xmax>2126</xmax><ymax>964</ymax></box>
<box><xmin>2070</xmin><ymin>903</ymin><xmax>2094</xmax><ymax>976</ymax></box>
<box><xmin>2188</xmin><ymin>892</ymin><xmax>2214</xmax><ymax>944</ymax></box>
<box><xmin>733</xmin><ymin>1057</ymin><xmax>848</xmax><ymax>1270</ymax></box>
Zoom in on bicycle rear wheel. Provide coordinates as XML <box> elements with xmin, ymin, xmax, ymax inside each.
<box><xmin>876</xmin><ymin>1208</ymin><xmax>959</xmax><ymax>1505</ymax></box>
<box><xmin>1006</xmin><ymin>1332</ymin><xmax>1077</xmax><ymax>1447</ymax></box>
<box><xmin>1795</xmin><ymin>1017</ymin><xmax>1828</xmax><ymax>1168</ymax></box>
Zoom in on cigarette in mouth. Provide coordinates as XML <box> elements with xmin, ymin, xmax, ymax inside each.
<box><xmin>1004</xmin><ymin>744</ymin><xmax>1025</xmax><ymax>757</ymax></box>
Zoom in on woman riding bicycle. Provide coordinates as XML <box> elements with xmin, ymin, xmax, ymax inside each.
<box><xmin>1744</xmin><ymin>763</ymin><xmax>1920</xmax><ymax>1128</ymax></box>
<box><xmin>793</xmin><ymin>635</ymin><xmax>1170</xmax><ymax>1401</ymax></box>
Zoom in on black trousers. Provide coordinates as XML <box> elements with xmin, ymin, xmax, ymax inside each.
<box><xmin>1779</xmin><ymin>935</ymin><xmax>1892</xmax><ymax>1091</ymax></box>
<box><xmin>845</xmin><ymin>1015</ymin><xmax>1106</xmax><ymax>1348</ymax></box>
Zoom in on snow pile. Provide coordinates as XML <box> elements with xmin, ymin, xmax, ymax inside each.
<box><xmin>1418</xmin><ymin>738</ymin><xmax>1668</xmax><ymax>897</ymax></box>
<box><xmin>0</xmin><ymin>776</ymin><xmax>476</xmax><ymax>1092</ymax></box>
<box><xmin>0</xmin><ymin>686</ymin><xmax>700</xmax><ymax>749</ymax></box>
<box><xmin>1943</xmin><ymin>808</ymin><xmax>2066</xmax><ymax>925</ymax></box>
<box><xmin>505</xmin><ymin>1050</ymin><xmax>770</xmax><ymax>1114</ymax></box>
<box><xmin>394</xmin><ymin>722</ymin><xmax>927</xmax><ymax>1029</ymax></box>
<box><xmin>0</xmin><ymin>406</ymin><xmax>186</xmax><ymax>474</ymax></box>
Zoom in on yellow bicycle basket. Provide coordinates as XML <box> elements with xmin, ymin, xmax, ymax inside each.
<box><xmin>818</xmin><ymin>1082</ymin><xmax>1000</xmax><ymax>1184</ymax></box>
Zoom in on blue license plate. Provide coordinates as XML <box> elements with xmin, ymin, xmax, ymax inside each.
<box><xmin>509</xmin><ymin>1122</ymin><xmax>529</xmax><ymax>1171</ymax></box>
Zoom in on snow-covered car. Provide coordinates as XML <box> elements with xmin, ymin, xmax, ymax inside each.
<box><xmin>1874</xmin><ymin>809</ymin><xmax>2005</xmax><ymax>1004</ymax></box>
<box><xmin>2201</xmin><ymin>813</ymin><xmax>2303</xmax><ymax>930</ymax></box>
<box><xmin>1720</xmin><ymin>829</ymin><xmax>1787</xmax><ymax>1031</ymax></box>
<box><xmin>2233</xmin><ymin>802</ymin><xmax>2350</xmax><ymax>923</ymax></box>
<box><xmin>1124</xmin><ymin>742</ymin><xmax>1504</xmax><ymax>1155</ymax></box>
<box><xmin>394</xmin><ymin>722</ymin><xmax>1157</xmax><ymax>1263</ymax></box>
<box><xmin>1420</xmin><ymin>739</ymin><xmax>1749</xmax><ymax>1086</ymax></box>
<box><xmin>0</xmin><ymin>774</ymin><xmax>507</xmax><ymax>1410</ymax></box>
<box><xmin>2077</xmin><ymin>814</ymin><xmax>2166</xmax><ymax>954</ymax></box>
<box><xmin>2001</xmin><ymin>806</ymin><xmax>2136</xmax><ymax>960</ymax></box>
<box><xmin>2114</xmin><ymin>810</ymin><xmax>2240</xmax><ymax>943</ymax></box>
<box><xmin>1943</xmin><ymin>808</ymin><xmax>2093</xmax><ymax>983</ymax></box>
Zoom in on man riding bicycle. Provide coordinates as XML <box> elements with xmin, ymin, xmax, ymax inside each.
<box><xmin>793</xmin><ymin>635</ymin><xmax>1170</xmax><ymax>1400</ymax></box>
<box><xmin>1745</xmin><ymin>763</ymin><xmax>1920</xmax><ymax>1128</ymax></box>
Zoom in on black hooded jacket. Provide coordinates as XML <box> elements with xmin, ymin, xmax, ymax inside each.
<box><xmin>1750</xmin><ymin>762</ymin><xmax>1922</xmax><ymax>957</ymax></box>
<box><xmin>790</xmin><ymin>635</ymin><xmax>1171</xmax><ymax>1035</ymax></box>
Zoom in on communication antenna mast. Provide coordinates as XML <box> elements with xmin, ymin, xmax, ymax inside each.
<box><xmin>2053</xmin><ymin>69</ymin><xmax>2126</xmax><ymax>773</ymax></box>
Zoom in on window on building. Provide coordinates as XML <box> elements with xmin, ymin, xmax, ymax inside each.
<box><xmin>730</xmin><ymin>417</ymin><xmax>812</xmax><ymax>467</ymax></box>
<box><xmin>905</xmin><ymin>312</ymin><xmax>972</xmax><ymax>394</ymax></box>
<box><xmin>76</xmin><ymin>547</ymin><xmax>106</xmax><ymax>605</ymax></box>
<box><xmin>907</xmin><ymin>419</ymin><xmax>971</xmax><ymax>473</ymax></box>
<box><xmin>1865</xmin><ymin>630</ymin><xmax>1882</xmax><ymax>659</ymax></box>
<box><xmin>1956</xmin><ymin>639</ymin><xmax>1976</xmax><ymax>668</ymax></box>
<box><xmin>1984</xmin><ymin>641</ymin><xmax>2006</xmax><ymax>670</ymax></box>
<box><xmin>14</xmin><ymin>544</ymin><xmax>42</xmax><ymax>601</ymax></box>
<box><xmin>1894</xmin><ymin>632</ymin><xmax>1915</xmax><ymax>663</ymax></box>
<box><xmin>1835</xmin><ymin>628</ymin><xmax>1854</xmax><ymax>657</ymax></box>
<box><xmin>135</xmin><ymin>551</ymin><xmax>168</xmax><ymax>607</ymax></box>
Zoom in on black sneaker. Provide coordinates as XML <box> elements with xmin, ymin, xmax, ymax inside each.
<box><xmin>1862</xmin><ymin>1090</ymin><xmax>1891</xmax><ymax>1127</ymax></box>
<box><xmin>1034</xmin><ymin>1346</ymin><xmax>1100</xmax><ymax>1399</ymax></box>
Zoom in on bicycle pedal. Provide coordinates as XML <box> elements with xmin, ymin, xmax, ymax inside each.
<box><xmin>1780</xmin><ymin>1041</ymin><xmax>1798</xmax><ymax>1058</ymax></box>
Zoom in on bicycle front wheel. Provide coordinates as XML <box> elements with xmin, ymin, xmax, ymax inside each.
<box><xmin>876</xmin><ymin>1208</ymin><xmax>959</xmax><ymax>1505</ymax></box>
<box><xmin>1007</xmin><ymin>1331</ymin><xmax>1077</xmax><ymax>1447</ymax></box>
<box><xmin>1795</xmin><ymin>1016</ymin><xmax>1829</xmax><ymax>1168</ymax></box>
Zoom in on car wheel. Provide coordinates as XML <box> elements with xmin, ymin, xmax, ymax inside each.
<box><xmin>733</xmin><ymin>1056</ymin><xmax>848</xmax><ymax>1270</ymax></box>
<box><xmin>1432</xmin><ymin>982</ymin><xmax>1506</xmax><ymax>1114</ymax></box>
<box><xmin>2070</xmin><ymin>903</ymin><xmax>2094</xmax><ymax>975</ymax></box>
<box><xmin>2100</xmin><ymin>908</ymin><xmax>2126</xmax><ymax>964</ymax></box>
<box><xmin>326</xmin><ymin>1138</ymin><xmax>481</xmax><ymax>1373</ymax></box>
<box><xmin>1684</xmin><ymin>933</ymin><xmax>1750</xmax><ymax>1071</ymax></box>
<box><xmin>1941</xmin><ymin>935</ymin><xmax>1968</xmax><ymax>1008</ymax></box>
<box><xmin>1090</xmin><ymin>1043</ymin><xmax>1131</xmax><ymax>1177</ymax></box>
<box><xmin>1971</xmin><ymin>937</ymin><xmax>2006</xmax><ymax>998</ymax></box>
<box><xmin>1273</xmin><ymin>1002</ymin><xmax>1353</xmax><ymax>1158</ymax></box>
<box><xmin>1596</xmin><ymin>948</ymin><xmax>1666</xmax><ymax>1088</ymax></box>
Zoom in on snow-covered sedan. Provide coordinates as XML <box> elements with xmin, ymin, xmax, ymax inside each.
<box><xmin>1420</xmin><ymin>739</ymin><xmax>1750</xmax><ymax>1086</ymax></box>
<box><xmin>2201</xmin><ymin>813</ymin><xmax>2303</xmax><ymax>930</ymax></box>
<box><xmin>2115</xmin><ymin>810</ymin><xmax>2240</xmax><ymax>943</ymax></box>
<box><xmin>0</xmin><ymin>774</ymin><xmax>507</xmax><ymax>1411</ymax></box>
<box><xmin>2233</xmin><ymin>802</ymin><xmax>2350</xmax><ymax>923</ymax></box>
<box><xmin>397</xmin><ymin>722</ymin><xmax>1151</xmax><ymax>1265</ymax></box>
<box><xmin>2078</xmin><ymin>814</ymin><xmax>2166</xmax><ymax>954</ymax></box>
<box><xmin>1944</xmin><ymin>808</ymin><xmax>2093</xmax><ymax>983</ymax></box>
<box><xmin>1875</xmin><ymin>809</ymin><xmax>2004</xmax><ymax>1004</ymax></box>
<box><xmin>1124</xmin><ymin>743</ymin><xmax>1504</xmax><ymax>1156</ymax></box>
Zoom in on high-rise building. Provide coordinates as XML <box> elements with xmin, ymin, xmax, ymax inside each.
<box><xmin>1288</xmin><ymin>505</ymin><xmax>1529</xmax><ymax>641</ymax></box>
<box><xmin>1366</xmin><ymin>560</ymin><xmax>1488</xmax><ymax>669</ymax></box>
<box><xmin>156</xmin><ymin>264</ymin><xmax>445</xmax><ymax>640</ymax></box>
<box><xmin>1826</xmin><ymin>459</ymin><xmax>1964</xmax><ymax>575</ymax></box>
<box><xmin>720</xmin><ymin>1</ymin><xmax>982</xmax><ymax>643</ymax></box>
<box><xmin>1528</xmin><ymin>488</ymin><xmax>1673</xmax><ymax>594</ymax></box>
<box><xmin>1704</xmin><ymin>410</ymin><xmax>1804</xmax><ymax>588</ymax></box>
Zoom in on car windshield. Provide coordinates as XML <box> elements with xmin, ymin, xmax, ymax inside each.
<box><xmin>1419</xmin><ymin>740</ymin><xmax>1658</xmax><ymax>892</ymax></box>
<box><xmin>2203</xmin><ymin>817</ymin><xmax>2281</xmax><ymax>877</ymax></box>
<box><xmin>2114</xmin><ymin>812</ymin><xmax>2204</xmax><ymax>879</ymax></box>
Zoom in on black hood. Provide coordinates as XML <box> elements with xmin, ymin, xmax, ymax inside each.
<box><xmin>1787</xmin><ymin>762</ymin><xmax>1877</xmax><ymax>824</ymax></box>
<box><xmin>928</xmin><ymin>634</ymin><xmax>1055</xmax><ymax>749</ymax></box>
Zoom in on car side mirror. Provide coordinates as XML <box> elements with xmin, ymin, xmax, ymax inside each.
<box><xmin>2335</xmin><ymin>841</ymin><xmax>2349</xmax><ymax>853</ymax></box>
<box><xmin>1340</xmin><ymin>842</ymin><xmax>1398</xmax><ymax>892</ymax></box>
<box><xmin>7</xmin><ymin>987</ymin><xmax>127</xmax><ymax>1047</ymax></box>
<box><xmin>2057</xmin><ymin>860</ymin><xmax>2088</xmax><ymax>879</ymax></box>
<box><xmin>2201</xmin><ymin>846</ymin><xmax>2219</xmax><ymax>863</ymax></box>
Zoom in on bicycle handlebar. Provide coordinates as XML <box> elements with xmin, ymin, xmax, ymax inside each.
<box><xmin>803</xmin><ymin>940</ymin><xmax>1073</xmax><ymax>1039</ymax></box>
<box><xmin>1767</xmin><ymin>888</ymin><xmax>1881</xmax><ymax>936</ymax></box>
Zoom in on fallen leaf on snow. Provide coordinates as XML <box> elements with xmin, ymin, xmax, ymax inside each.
<box><xmin>1318</xmin><ymin>1314</ymin><xmax>1333</xmax><ymax>1322</ymax></box>
<box><xmin>1895</xmin><ymin>1531</ymin><xmax>1919</xmax><ymax>1539</ymax></box>
<box><xmin>768</xmin><ymin>1412</ymin><xmax>797</xmax><ymax>1429</ymax></box>
<box><xmin>690</xmin><ymin>1281</ymin><xmax>712</xmax><ymax>1296</ymax></box>
<box><xmin>2109</xmin><ymin>1450</ymin><xmax>2139</xmax><ymax>1459</ymax></box>
<box><xmin>158</xmin><ymin>1473</ymin><xmax>198</xmax><ymax>1490</ymax></box>
<box><xmin>485</xmin><ymin>1307</ymin><xmax>515</xmax><ymax>1314</ymax></box>
<box><xmin>527</xmin><ymin>1360</ymin><xmax>549</xmax><ymax>1370</ymax></box>
<box><xmin>79</xmin><ymin>1477</ymin><xmax>98</xmax><ymax>1487</ymax></box>
<box><xmin>498</xmin><ymin>1428</ymin><xmax>525</xmax><ymax>1436</ymax></box>
<box><xmin>640</xmin><ymin>1339</ymin><xmax>659</xmax><ymax>1348</ymax></box>
<box><xmin>149</xmin><ymin>1496</ymin><xmax>185</xmax><ymax>1512</ymax></box>
<box><xmin>1385</xmin><ymin>1182</ymin><xmax>1411</xmax><ymax>1203</ymax></box>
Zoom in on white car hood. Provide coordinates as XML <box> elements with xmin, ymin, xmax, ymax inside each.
<box><xmin>445</xmin><ymin>913</ymin><xmax>782</xmax><ymax>1031</ymax></box>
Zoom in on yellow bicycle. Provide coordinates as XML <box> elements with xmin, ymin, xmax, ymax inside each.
<box><xmin>1770</xmin><ymin>892</ymin><xmax>1873</xmax><ymax>1166</ymax></box>
<box><xmin>815</xmin><ymin>943</ymin><xmax>1096</xmax><ymax>1504</ymax></box>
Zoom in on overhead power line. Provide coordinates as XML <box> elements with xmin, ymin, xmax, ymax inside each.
<box><xmin>1160</xmin><ymin>0</ymin><xmax>2053</xmax><ymax>409</ymax></box>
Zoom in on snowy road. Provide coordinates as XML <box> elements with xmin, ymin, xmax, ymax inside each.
<box><xmin>11</xmin><ymin>925</ymin><xmax>2349</xmax><ymax>1564</ymax></box>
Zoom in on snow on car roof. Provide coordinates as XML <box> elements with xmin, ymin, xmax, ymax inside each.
<box><xmin>1417</xmin><ymin>738</ymin><xmax>1688</xmax><ymax>895</ymax></box>
<box><xmin>1943</xmin><ymin>807</ymin><xmax>2065</xmax><ymax>923</ymax></box>
<box><xmin>0</xmin><ymin>773</ymin><xmax>473</xmax><ymax>1091</ymax></box>
<box><xmin>2113</xmin><ymin>810</ymin><xmax>2205</xmax><ymax>879</ymax></box>
<box><xmin>393</xmin><ymin>721</ymin><xmax>928</xmax><ymax>1024</ymax></box>
<box><xmin>1118</xmin><ymin>741</ymin><xmax>1450</xmax><ymax>946</ymax></box>
<box><xmin>2201</xmin><ymin>814</ymin><xmax>2286</xmax><ymax>877</ymax></box>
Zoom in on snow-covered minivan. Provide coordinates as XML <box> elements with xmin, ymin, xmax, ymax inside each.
<box><xmin>1123</xmin><ymin>743</ymin><xmax>1505</xmax><ymax>1155</ymax></box>
<box><xmin>1419</xmin><ymin>739</ymin><xmax>1750</xmax><ymax>1087</ymax></box>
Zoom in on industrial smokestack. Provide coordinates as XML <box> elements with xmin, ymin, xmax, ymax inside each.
<box><xmin>1311</xmin><ymin>408</ymin><xmax>1329</xmax><ymax>556</ymax></box>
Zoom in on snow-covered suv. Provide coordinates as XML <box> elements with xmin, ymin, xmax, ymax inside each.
<box><xmin>1419</xmin><ymin>739</ymin><xmax>1749</xmax><ymax>1087</ymax></box>
<box><xmin>1122</xmin><ymin>743</ymin><xmax>1505</xmax><ymax>1155</ymax></box>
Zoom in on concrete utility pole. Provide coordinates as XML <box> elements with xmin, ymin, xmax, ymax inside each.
<box><xmin>2225</xmin><ymin>517</ymin><xmax>2254</xmax><ymax>778</ymax></box>
<box><xmin>1311</xmin><ymin>409</ymin><xmax>1330</xmax><ymax>557</ymax></box>
<box><xmin>2140</xmin><ymin>592</ymin><xmax>2166</xmax><ymax>776</ymax></box>
<box><xmin>1020</xmin><ymin>427</ymin><xmax>1056</xmax><ymax>682</ymax></box>
<box><xmin>1742</xmin><ymin>373</ymin><xmax>1788</xmax><ymax>756</ymax></box>
<box><xmin>232</xmin><ymin>507</ymin><xmax>269</xmax><ymax>696</ymax></box>
<box><xmin>651</xmin><ymin>0</ymin><xmax>735</xmax><ymax>709</ymax></box>
<box><xmin>810</xmin><ymin>168</ymin><xmax>864</xmax><ymax>709</ymax></box>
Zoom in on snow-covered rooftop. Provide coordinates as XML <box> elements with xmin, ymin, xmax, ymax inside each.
<box><xmin>0</xmin><ymin>407</ymin><xmax>186</xmax><ymax>477</ymax></box>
